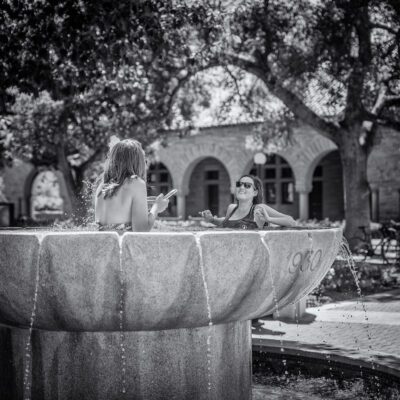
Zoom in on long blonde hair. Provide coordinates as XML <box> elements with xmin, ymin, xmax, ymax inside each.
<box><xmin>99</xmin><ymin>139</ymin><xmax>146</xmax><ymax>199</ymax></box>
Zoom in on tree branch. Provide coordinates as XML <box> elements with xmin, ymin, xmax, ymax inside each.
<box><xmin>218</xmin><ymin>53</ymin><xmax>340</xmax><ymax>142</ymax></box>
<box><xmin>79</xmin><ymin>148</ymin><xmax>103</xmax><ymax>171</ymax></box>
<box><xmin>370</xmin><ymin>22</ymin><xmax>399</xmax><ymax>35</ymax></box>
<box><xmin>364</xmin><ymin>110</ymin><xmax>400</xmax><ymax>131</ymax></box>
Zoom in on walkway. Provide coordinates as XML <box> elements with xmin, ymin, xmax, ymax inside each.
<box><xmin>252</xmin><ymin>288</ymin><xmax>400</xmax><ymax>378</ymax></box>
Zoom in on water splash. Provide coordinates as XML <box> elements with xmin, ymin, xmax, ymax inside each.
<box><xmin>195</xmin><ymin>235</ymin><xmax>213</xmax><ymax>395</ymax></box>
<box><xmin>118</xmin><ymin>235</ymin><xmax>127</xmax><ymax>395</ymax></box>
<box><xmin>260</xmin><ymin>236</ymin><xmax>285</xmax><ymax>354</ymax></box>
<box><xmin>339</xmin><ymin>237</ymin><xmax>375</xmax><ymax>367</ymax></box>
<box><xmin>23</xmin><ymin>234</ymin><xmax>44</xmax><ymax>400</ymax></box>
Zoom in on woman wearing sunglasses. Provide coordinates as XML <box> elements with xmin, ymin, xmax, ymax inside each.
<box><xmin>199</xmin><ymin>174</ymin><xmax>296</xmax><ymax>229</ymax></box>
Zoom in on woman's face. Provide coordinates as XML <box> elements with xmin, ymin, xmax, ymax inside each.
<box><xmin>235</xmin><ymin>177</ymin><xmax>258</xmax><ymax>202</ymax></box>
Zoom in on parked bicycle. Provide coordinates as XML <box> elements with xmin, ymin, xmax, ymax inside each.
<box><xmin>348</xmin><ymin>221</ymin><xmax>400</xmax><ymax>265</ymax></box>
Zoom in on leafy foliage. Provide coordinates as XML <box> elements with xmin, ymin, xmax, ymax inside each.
<box><xmin>0</xmin><ymin>0</ymin><xmax>218</xmax><ymax>214</ymax></box>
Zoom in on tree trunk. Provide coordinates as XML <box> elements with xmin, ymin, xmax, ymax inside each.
<box><xmin>56</xmin><ymin>146</ymin><xmax>86</xmax><ymax>222</ymax></box>
<box><xmin>338</xmin><ymin>126</ymin><xmax>371</xmax><ymax>247</ymax></box>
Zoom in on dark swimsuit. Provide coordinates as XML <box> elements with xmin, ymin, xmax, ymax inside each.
<box><xmin>221</xmin><ymin>204</ymin><xmax>264</xmax><ymax>230</ymax></box>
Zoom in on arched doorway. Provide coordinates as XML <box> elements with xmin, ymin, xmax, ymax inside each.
<box><xmin>309</xmin><ymin>151</ymin><xmax>344</xmax><ymax>220</ymax></box>
<box><xmin>147</xmin><ymin>162</ymin><xmax>176</xmax><ymax>217</ymax></box>
<box><xmin>186</xmin><ymin>158</ymin><xmax>231</xmax><ymax>218</ymax></box>
<box><xmin>249</xmin><ymin>154</ymin><xmax>298</xmax><ymax>218</ymax></box>
<box><xmin>30</xmin><ymin>170</ymin><xmax>65</xmax><ymax>221</ymax></box>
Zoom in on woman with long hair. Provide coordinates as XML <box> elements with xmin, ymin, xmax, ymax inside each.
<box><xmin>200</xmin><ymin>174</ymin><xmax>296</xmax><ymax>229</ymax></box>
<box><xmin>95</xmin><ymin>138</ymin><xmax>169</xmax><ymax>231</ymax></box>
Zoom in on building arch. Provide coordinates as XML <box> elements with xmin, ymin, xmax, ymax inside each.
<box><xmin>245</xmin><ymin>153</ymin><xmax>298</xmax><ymax>217</ymax></box>
<box><xmin>157</xmin><ymin>141</ymin><xmax>250</xmax><ymax>195</ymax></box>
<box><xmin>283</xmin><ymin>134</ymin><xmax>338</xmax><ymax>193</ymax></box>
<box><xmin>186</xmin><ymin>157</ymin><xmax>231</xmax><ymax>218</ymax></box>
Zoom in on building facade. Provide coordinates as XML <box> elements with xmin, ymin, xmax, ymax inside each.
<box><xmin>1</xmin><ymin>122</ymin><xmax>399</xmax><ymax>225</ymax></box>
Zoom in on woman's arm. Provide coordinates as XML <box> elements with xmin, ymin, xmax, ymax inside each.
<box><xmin>257</xmin><ymin>204</ymin><xmax>297</xmax><ymax>228</ymax></box>
<box><xmin>129</xmin><ymin>179</ymin><xmax>168</xmax><ymax>231</ymax></box>
<box><xmin>200</xmin><ymin>204</ymin><xmax>235</xmax><ymax>226</ymax></box>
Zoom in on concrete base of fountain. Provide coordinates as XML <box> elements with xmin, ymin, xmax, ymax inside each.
<box><xmin>0</xmin><ymin>229</ymin><xmax>341</xmax><ymax>399</ymax></box>
<box><xmin>2</xmin><ymin>321</ymin><xmax>251</xmax><ymax>400</ymax></box>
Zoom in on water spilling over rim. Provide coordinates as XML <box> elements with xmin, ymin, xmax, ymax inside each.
<box><xmin>0</xmin><ymin>228</ymin><xmax>342</xmax><ymax>332</ymax></box>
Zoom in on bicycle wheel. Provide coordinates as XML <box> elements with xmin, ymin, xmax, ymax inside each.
<box><xmin>381</xmin><ymin>238</ymin><xmax>392</xmax><ymax>264</ymax></box>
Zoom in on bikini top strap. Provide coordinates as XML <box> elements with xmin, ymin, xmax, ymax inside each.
<box><xmin>224</xmin><ymin>204</ymin><xmax>238</xmax><ymax>222</ymax></box>
<box><xmin>248</xmin><ymin>204</ymin><xmax>255</xmax><ymax>220</ymax></box>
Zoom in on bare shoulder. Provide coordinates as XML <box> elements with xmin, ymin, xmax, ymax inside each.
<box><xmin>123</xmin><ymin>176</ymin><xmax>146</xmax><ymax>195</ymax></box>
<box><xmin>226</xmin><ymin>203</ymin><xmax>236</xmax><ymax>215</ymax></box>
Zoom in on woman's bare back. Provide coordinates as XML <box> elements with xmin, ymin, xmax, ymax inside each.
<box><xmin>95</xmin><ymin>176</ymin><xmax>141</xmax><ymax>225</ymax></box>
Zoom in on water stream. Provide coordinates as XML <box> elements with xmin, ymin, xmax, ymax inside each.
<box><xmin>260</xmin><ymin>235</ymin><xmax>287</xmax><ymax>377</ymax></box>
<box><xmin>195</xmin><ymin>235</ymin><xmax>213</xmax><ymax>396</ymax></box>
<box><xmin>338</xmin><ymin>237</ymin><xmax>374</xmax><ymax>366</ymax></box>
<box><xmin>23</xmin><ymin>234</ymin><xmax>44</xmax><ymax>400</ymax></box>
<box><xmin>118</xmin><ymin>235</ymin><xmax>127</xmax><ymax>395</ymax></box>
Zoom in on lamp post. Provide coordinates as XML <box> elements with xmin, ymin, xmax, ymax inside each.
<box><xmin>253</xmin><ymin>152</ymin><xmax>267</xmax><ymax>165</ymax></box>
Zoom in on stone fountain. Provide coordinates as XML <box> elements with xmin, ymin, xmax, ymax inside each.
<box><xmin>0</xmin><ymin>228</ymin><xmax>341</xmax><ymax>399</ymax></box>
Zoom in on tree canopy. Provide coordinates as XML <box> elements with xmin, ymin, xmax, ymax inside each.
<box><xmin>0</xmin><ymin>0</ymin><xmax>219</xmax><ymax>213</ymax></box>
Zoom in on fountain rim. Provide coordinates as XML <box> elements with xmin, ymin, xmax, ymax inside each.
<box><xmin>0</xmin><ymin>226</ymin><xmax>342</xmax><ymax>236</ymax></box>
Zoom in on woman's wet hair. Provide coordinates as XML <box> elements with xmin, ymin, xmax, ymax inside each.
<box><xmin>99</xmin><ymin>139</ymin><xmax>146</xmax><ymax>199</ymax></box>
<box><xmin>237</xmin><ymin>174</ymin><xmax>264</xmax><ymax>204</ymax></box>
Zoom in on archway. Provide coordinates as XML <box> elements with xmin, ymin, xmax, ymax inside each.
<box><xmin>30</xmin><ymin>170</ymin><xmax>65</xmax><ymax>221</ymax></box>
<box><xmin>309</xmin><ymin>151</ymin><xmax>344</xmax><ymax>221</ymax></box>
<box><xmin>248</xmin><ymin>154</ymin><xmax>298</xmax><ymax>218</ymax></box>
<box><xmin>147</xmin><ymin>162</ymin><xmax>176</xmax><ymax>217</ymax></box>
<box><xmin>186</xmin><ymin>157</ymin><xmax>231</xmax><ymax>218</ymax></box>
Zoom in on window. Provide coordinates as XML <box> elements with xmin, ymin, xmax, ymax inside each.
<box><xmin>147</xmin><ymin>163</ymin><xmax>176</xmax><ymax>216</ymax></box>
<box><xmin>265</xmin><ymin>168</ymin><xmax>276</xmax><ymax>179</ymax></box>
<box><xmin>281</xmin><ymin>168</ymin><xmax>293</xmax><ymax>178</ymax></box>
<box><xmin>160</xmin><ymin>172</ymin><xmax>169</xmax><ymax>182</ymax></box>
<box><xmin>250</xmin><ymin>154</ymin><xmax>294</xmax><ymax>206</ymax></box>
<box><xmin>314</xmin><ymin>166</ymin><xmax>323</xmax><ymax>178</ymax></box>
<box><xmin>205</xmin><ymin>170</ymin><xmax>219</xmax><ymax>180</ymax></box>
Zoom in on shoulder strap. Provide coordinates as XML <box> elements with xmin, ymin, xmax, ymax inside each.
<box><xmin>248</xmin><ymin>204</ymin><xmax>255</xmax><ymax>219</ymax></box>
<box><xmin>225</xmin><ymin>204</ymin><xmax>238</xmax><ymax>221</ymax></box>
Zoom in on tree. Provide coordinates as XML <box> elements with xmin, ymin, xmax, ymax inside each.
<box><xmin>199</xmin><ymin>0</ymin><xmax>400</xmax><ymax>241</ymax></box>
<box><xmin>0</xmin><ymin>0</ymin><xmax>215</xmax><ymax>219</ymax></box>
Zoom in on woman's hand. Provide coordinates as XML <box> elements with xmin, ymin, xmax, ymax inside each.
<box><xmin>154</xmin><ymin>193</ymin><xmax>169</xmax><ymax>213</ymax></box>
<box><xmin>254</xmin><ymin>206</ymin><xmax>269</xmax><ymax>228</ymax></box>
<box><xmin>199</xmin><ymin>210</ymin><xmax>214</xmax><ymax>223</ymax></box>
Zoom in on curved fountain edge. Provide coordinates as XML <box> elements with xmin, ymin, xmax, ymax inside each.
<box><xmin>0</xmin><ymin>227</ymin><xmax>342</xmax><ymax>400</ymax></box>
<box><xmin>253</xmin><ymin>341</ymin><xmax>400</xmax><ymax>380</ymax></box>
<box><xmin>0</xmin><ymin>228</ymin><xmax>342</xmax><ymax>332</ymax></box>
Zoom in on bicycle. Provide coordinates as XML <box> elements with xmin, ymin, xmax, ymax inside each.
<box><xmin>383</xmin><ymin>220</ymin><xmax>400</xmax><ymax>265</ymax></box>
<box><xmin>348</xmin><ymin>223</ymin><xmax>399</xmax><ymax>264</ymax></box>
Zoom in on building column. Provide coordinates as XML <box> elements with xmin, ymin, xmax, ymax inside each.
<box><xmin>177</xmin><ymin>194</ymin><xmax>186</xmax><ymax>220</ymax></box>
<box><xmin>176</xmin><ymin>186</ymin><xmax>189</xmax><ymax>220</ymax></box>
<box><xmin>370</xmin><ymin>186</ymin><xmax>379</xmax><ymax>222</ymax></box>
<box><xmin>296</xmin><ymin>182</ymin><xmax>312</xmax><ymax>221</ymax></box>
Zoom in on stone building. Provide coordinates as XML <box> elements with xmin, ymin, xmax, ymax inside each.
<box><xmin>1</xmin><ymin>122</ymin><xmax>399</xmax><ymax>224</ymax></box>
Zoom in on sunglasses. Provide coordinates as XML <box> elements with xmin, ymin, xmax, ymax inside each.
<box><xmin>236</xmin><ymin>181</ymin><xmax>254</xmax><ymax>189</ymax></box>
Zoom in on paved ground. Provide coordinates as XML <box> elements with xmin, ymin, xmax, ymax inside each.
<box><xmin>252</xmin><ymin>288</ymin><xmax>400</xmax><ymax>377</ymax></box>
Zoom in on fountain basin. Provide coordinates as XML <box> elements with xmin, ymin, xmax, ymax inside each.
<box><xmin>0</xmin><ymin>228</ymin><xmax>341</xmax><ymax>399</ymax></box>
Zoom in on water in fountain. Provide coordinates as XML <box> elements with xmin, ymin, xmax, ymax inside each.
<box><xmin>195</xmin><ymin>235</ymin><xmax>213</xmax><ymax>395</ymax></box>
<box><xmin>118</xmin><ymin>235</ymin><xmax>127</xmax><ymax>395</ymax></box>
<box><xmin>338</xmin><ymin>237</ymin><xmax>374</xmax><ymax>364</ymax></box>
<box><xmin>23</xmin><ymin>234</ymin><xmax>44</xmax><ymax>400</ymax></box>
<box><xmin>259</xmin><ymin>235</ymin><xmax>289</xmax><ymax>380</ymax></box>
